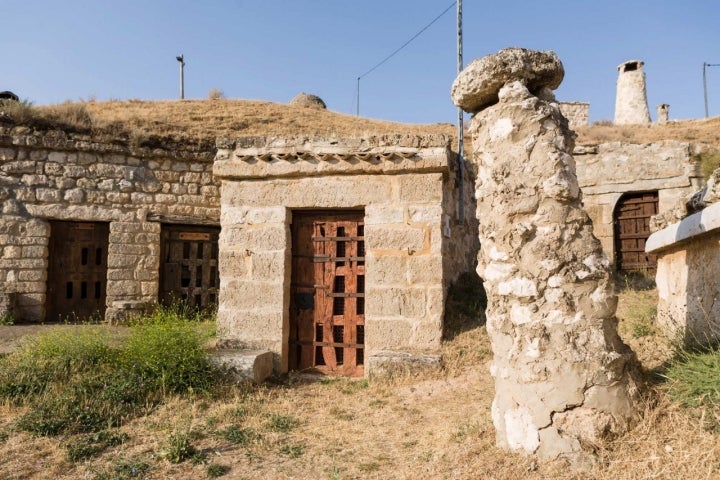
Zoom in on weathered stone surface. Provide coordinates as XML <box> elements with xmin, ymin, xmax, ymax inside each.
<box><xmin>289</xmin><ymin>92</ymin><xmax>327</xmax><ymax>110</ymax></box>
<box><xmin>366</xmin><ymin>351</ymin><xmax>441</xmax><ymax>379</ymax></box>
<box><xmin>451</xmin><ymin>47</ymin><xmax>564</xmax><ymax>113</ymax></box>
<box><xmin>614</xmin><ymin>60</ymin><xmax>651</xmax><ymax>125</ymax></box>
<box><xmin>453</xmin><ymin>49</ymin><xmax>640</xmax><ymax>462</ymax></box>
<box><xmin>208</xmin><ymin>349</ymin><xmax>274</xmax><ymax>383</ymax></box>
<box><xmin>648</xmin><ymin>200</ymin><xmax>720</xmax><ymax>346</ymax></box>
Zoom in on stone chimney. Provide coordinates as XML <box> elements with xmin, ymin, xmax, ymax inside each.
<box><xmin>614</xmin><ymin>60</ymin><xmax>651</xmax><ymax>125</ymax></box>
<box><xmin>657</xmin><ymin>103</ymin><xmax>669</xmax><ymax>124</ymax></box>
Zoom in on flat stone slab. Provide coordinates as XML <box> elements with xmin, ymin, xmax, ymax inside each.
<box><xmin>208</xmin><ymin>349</ymin><xmax>274</xmax><ymax>384</ymax></box>
<box><xmin>451</xmin><ymin>47</ymin><xmax>564</xmax><ymax>113</ymax></box>
<box><xmin>366</xmin><ymin>351</ymin><xmax>441</xmax><ymax>379</ymax></box>
<box><xmin>646</xmin><ymin>201</ymin><xmax>720</xmax><ymax>253</ymax></box>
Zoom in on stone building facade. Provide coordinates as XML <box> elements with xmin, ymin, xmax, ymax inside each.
<box><xmin>574</xmin><ymin>141</ymin><xmax>702</xmax><ymax>271</ymax></box>
<box><xmin>0</xmin><ymin>126</ymin><xmax>219</xmax><ymax>322</ymax></box>
<box><xmin>213</xmin><ymin>135</ymin><xmax>477</xmax><ymax>375</ymax></box>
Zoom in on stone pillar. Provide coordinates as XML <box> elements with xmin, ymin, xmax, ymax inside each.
<box><xmin>451</xmin><ymin>48</ymin><xmax>640</xmax><ymax>464</ymax></box>
<box><xmin>614</xmin><ymin>60</ymin><xmax>652</xmax><ymax>125</ymax></box>
<box><xmin>657</xmin><ymin>103</ymin><xmax>669</xmax><ymax>124</ymax></box>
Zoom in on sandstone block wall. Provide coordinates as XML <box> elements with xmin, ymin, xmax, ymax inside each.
<box><xmin>575</xmin><ymin>141</ymin><xmax>702</xmax><ymax>264</ymax></box>
<box><xmin>558</xmin><ymin>102</ymin><xmax>589</xmax><ymax>128</ymax></box>
<box><xmin>647</xmin><ymin>201</ymin><xmax>720</xmax><ymax>345</ymax></box>
<box><xmin>214</xmin><ymin>136</ymin><xmax>477</xmax><ymax>374</ymax></box>
<box><xmin>0</xmin><ymin>126</ymin><xmax>219</xmax><ymax>321</ymax></box>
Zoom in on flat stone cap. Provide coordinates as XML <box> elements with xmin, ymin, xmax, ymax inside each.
<box><xmin>451</xmin><ymin>47</ymin><xmax>564</xmax><ymax>113</ymax></box>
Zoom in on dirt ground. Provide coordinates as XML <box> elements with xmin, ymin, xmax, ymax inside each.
<box><xmin>1</xmin><ymin>289</ymin><xmax>719</xmax><ymax>479</ymax></box>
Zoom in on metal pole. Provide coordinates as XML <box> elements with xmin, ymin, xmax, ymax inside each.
<box><xmin>177</xmin><ymin>54</ymin><xmax>185</xmax><ymax>100</ymax></box>
<box><xmin>356</xmin><ymin>77</ymin><xmax>360</xmax><ymax>116</ymax></box>
<box><xmin>704</xmin><ymin>62</ymin><xmax>708</xmax><ymax>118</ymax></box>
<box><xmin>456</xmin><ymin>0</ymin><xmax>464</xmax><ymax>222</ymax></box>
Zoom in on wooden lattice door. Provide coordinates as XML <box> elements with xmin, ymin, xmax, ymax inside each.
<box><xmin>614</xmin><ymin>192</ymin><xmax>659</xmax><ymax>272</ymax></box>
<box><xmin>290</xmin><ymin>212</ymin><xmax>365</xmax><ymax>376</ymax></box>
<box><xmin>160</xmin><ymin>225</ymin><xmax>220</xmax><ymax>310</ymax></box>
<box><xmin>47</xmin><ymin>221</ymin><xmax>109</xmax><ymax>322</ymax></box>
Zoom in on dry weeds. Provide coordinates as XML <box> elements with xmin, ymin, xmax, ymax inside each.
<box><xmin>1</xmin><ymin>289</ymin><xmax>718</xmax><ymax>479</ymax></box>
<box><xmin>22</xmin><ymin>99</ymin><xmax>720</xmax><ymax>154</ymax></box>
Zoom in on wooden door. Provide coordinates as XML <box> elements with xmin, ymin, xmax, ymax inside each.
<box><xmin>47</xmin><ymin>221</ymin><xmax>109</xmax><ymax>322</ymax></box>
<box><xmin>614</xmin><ymin>192</ymin><xmax>659</xmax><ymax>272</ymax></box>
<box><xmin>159</xmin><ymin>225</ymin><xmax>220</xmax><ymax>310</ymax></box>
<box><xmin>290</xmin><ymin>212</ymin><xmax>365</xmax><ymax>377</ymax></box>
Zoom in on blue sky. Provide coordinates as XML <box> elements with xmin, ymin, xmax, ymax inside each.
<box><xmin>2</xmin><ymin>1</ymin><xmax>719</xmax><ymax>124</ymax></box>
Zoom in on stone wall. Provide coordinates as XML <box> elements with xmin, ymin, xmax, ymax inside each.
<box><xmin>213</xmin><ymin>136</ymin><xmax>477</xmax><ymax>374</ymax></box>
<box><xmin>647</xmin><ymin>201</ymin><xmax>720</xmax><ymax>345</ymax></box>
<box><xmin>558</xmin><ymin>102</ymin><xmax>589</xmax><ymax>128</ymax></box>
<box><xmin>614</xmin><ymin>60</ymin><xmax>651</xmax><ymax>125</ymax></box>
<box><xmin>0</xmin><ymin>126</ymin><xmax>219</xmax><ymax>321</ymax></box>
<box><xmin>574</xmin><ymin>141</ymin><xmax>702</xmax><ymax>264</ymax></box>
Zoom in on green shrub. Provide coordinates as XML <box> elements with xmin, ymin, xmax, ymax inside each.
<box><xmin>267</xmin><ymin>414</ymin><xmax>299</xmax><ymax>432</ymax></box>
<box><xmin>122</xmin><ymin>318</ymin><xmax>215</xmax><ymax>395</ymax></box>
<box><xmin>665</xmin><ymin>346</ymin><xmax>720</xmax><ymax>429</ymax></box>
<box><xmin>218</xmin><ymin>424</ymin><xmax>258</xmax><ymax>446</ymax></box>
<box><xmin>0</xmin><ymin>314</ymin><xmax>14</xmax><ymax>326</ymax></box>
<box><xmin>206</xmin><ymin>463</ymin><xmax>231</xmax><ymax>478</ymax></box>
<box><xmin>0</xmin><ymin>308</ymin><xmax>219</xmax><ymax>439</ymax></box>
<box><xmin>163</xmin><ymin>430</ymin><xmax>197</xmax><ymax>463</ymax></box>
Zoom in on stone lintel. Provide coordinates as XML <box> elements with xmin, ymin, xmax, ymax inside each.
<box><xmin>208</xmin><ymin>349</ymin><xmax>274</xmax><ymax>384</ymax></box>
<box><xmin>646</xmin><ymin>201</ymin><xmax>720</xmax><ymax>253</ymax></box>
<box><xmin>366</xmin><ymin>350</ymin><xmax>442</xmax><ymax>379</ymax></box>
<box><xmin>214</xmin><ymin>146</ymin><xmax>451</xmax><ymax>180</ymax></box>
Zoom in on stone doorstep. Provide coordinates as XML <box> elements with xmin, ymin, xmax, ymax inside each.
<box><xmin>208</xmin><ymin>349</ymin><xmax>274</xmax><ymax>384</ymax></box>
<box><xmin>365</xmin><ymin>350</ymin><xmax>442</xmax><ymax>379</ymax></box>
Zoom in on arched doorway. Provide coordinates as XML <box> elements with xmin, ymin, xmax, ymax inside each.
<box><xmin>613</xmin><ymin>191</ymin><xmax>659</xmax><ymax>272</ymax></box>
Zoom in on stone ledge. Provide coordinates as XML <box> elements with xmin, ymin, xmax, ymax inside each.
<box><xmin>366</xmin><ymin>350</ymin><xmax>441</xmax><ymax>379</ymax></box>
<box><xmin>213</xmin><ymin>147</ymin><xmax>451</xmax><ymax>180</ymax></box>
<box><xmin>208</xmin><ymin>349</ymin><xmax>274</xmax><ymax>384</ymax></box>
<box><xmin>646</xmin><ymin>201</ymin><xmax>720</xmax><ymax>253</ymax></box>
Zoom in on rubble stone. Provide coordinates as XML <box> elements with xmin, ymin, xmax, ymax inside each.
<box><xmin>453</xmin><ymin>49</ymin><xmax>641</xmax><ymax>462</ymax></box>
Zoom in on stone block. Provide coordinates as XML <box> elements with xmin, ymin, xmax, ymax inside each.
<box><xmin>365</xmin><ymin>225</ymin><xmax>426</xmax><ymax>252</ymax></box>
<box><xmin>408</xmin><ymin>205</ymin><xmax>442</xmax><ymax>224</ymax></box>
<box><xmin>366</xmin><ymin>287</ymin><xmax>426</xmax><ymax>318</ymax></box>
<box><xmin>251</xmin><ymin>251</ymin><xmax>286</xmax><ymax>281</ymax></box>
<box><xmin>407</xmin><ymin>255</ymin><xmax>444</xmax><ymax>284</ymax></box>
<box><xmin>366</xmin><ymin>253</ymin><xmax>407</xmax><ymax>285</ymax></box>
<box><xmin>366</xmin><ymin>351</ymin><xmax>441</xmax><ymax>379</ymax></box>
<box><xmin>398</xmin><ymin>173</ymin><xmax>442</xmax><ymax>202</ymax></box>
<box><xmin>208</xmin><ymin>349</ymin><xmax>274</xmax><ymax>383</ymax></box>
<box><xmin>365</xmin><ymin>205</ymin><xmax>405</xmax><ymax>225</ymax></box>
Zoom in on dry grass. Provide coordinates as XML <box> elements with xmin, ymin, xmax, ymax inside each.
<box><xmin>1</xmin><ymin>288</ymin><xmax>719</xmax><ymax>479</ymax></box>
<box><xmin>12</xmin><ymin>99</ymin><xmax>715</xmax><ymax>153</ymax></box>
<box><xmin>574</xmin><ymin>116</ymin><xmax>720</xmax><ymax>146</ymax></box>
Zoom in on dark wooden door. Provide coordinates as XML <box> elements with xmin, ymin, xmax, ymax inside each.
<box><xmin>614</xmin><ymin>192</ymin><xmax>659</xmax><ymax>272</ymax></box>
<box><xmin>47</xmin><ymin>221</ymin><xmax>109</xmax><ymax>322</ymax></box>
<box><xmin>290</xmin><ymin>212</ymin><xmax>365</xmax><ymax>377</ymax></box>
<box><xmin>160</xmin><ymin>225</ymin><xmax>220</xmax><ymax>310</ymax></box>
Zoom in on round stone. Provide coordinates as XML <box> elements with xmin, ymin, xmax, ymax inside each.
<box><xmin>289</xmin><ymin>92</ymin><xmax>327</xmax><ymax>110</ymax></box>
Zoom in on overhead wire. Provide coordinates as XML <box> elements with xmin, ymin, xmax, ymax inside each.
<box><xmin>355</xmin><ymin>1</ymin><xmax>456</xmax><ymax>115</ymax></box>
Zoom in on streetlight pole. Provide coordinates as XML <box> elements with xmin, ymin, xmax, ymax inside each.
<box><xmin>704</xmin><ymin>62</ymin><xmax>720</xmax><ymax>118</ymax></box>
<box><xmin>176</xmin><ymin>54</ymin><xmax>185</xmax><ymax>100</ymax></box>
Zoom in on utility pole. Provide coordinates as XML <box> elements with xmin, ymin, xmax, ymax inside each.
<box><xmin>704</xmin><ymin>62</ymin><xmax>720</xmax><ymax>118</ymax></box>
<box><xmin>456</xmin><ymin>0</ymin><xmax>464</xmax><ymax>222</ymax></box>
<box><xmin>176</xmin><ymin>54</ymin><xmax>185</xmax><ymax>100</ymax></box>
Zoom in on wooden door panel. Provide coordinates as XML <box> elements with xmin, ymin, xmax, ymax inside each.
<box><xmin>290</xmin><ymin>212</ymin><xmax>365</xmax><ymax>376</ymax></box>
<box><xmin>614</xmin><ymin>192</ymin><xmax>658</xmax><ymax>272</ymax></box>
<box><xmin>159</xmin><ymin>225</ymin><xmax>220</xmax><ymax>309</ymax></box>
<box><xmin>47</xmin><ymin>221</ymin><xmax>108</xmax><ymax>322</ymax></box>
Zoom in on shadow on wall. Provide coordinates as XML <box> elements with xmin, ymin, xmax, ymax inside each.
<box><xmin>443</xmin><ymin>271</ymin><xmax>487</xmax><ymax>341</ymax></box>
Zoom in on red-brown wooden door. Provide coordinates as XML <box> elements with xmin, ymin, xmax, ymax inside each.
<box><xmin>614</xmin><ymin>192</ymin><xmax>659</xmax><ymax>272</ymax></box>
<box><xmin>47</xmin><ymin>221</ymin><xmax>109</xmax><ymax>322</ymax></box>
<box><xmin>290</xmin><ymin>211</ymin><xmax>365</xmax><ymax>377</ymax></box>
